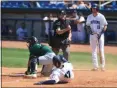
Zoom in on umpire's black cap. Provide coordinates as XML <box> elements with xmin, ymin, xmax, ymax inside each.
<box><xmin>59</xmin><ymin>10</ymin><xmax>66</xmax><ymax>15</ymax></box>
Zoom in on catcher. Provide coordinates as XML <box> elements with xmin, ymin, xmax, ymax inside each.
<box><xmin>34</xmin><ymin>55</ymin><xmax>74</xmax><ymax>85</ymax></box>
<box><xmin>25</xmin><ymin>36</ymin><xmax>56</xmax><ymax>78</ymax></box>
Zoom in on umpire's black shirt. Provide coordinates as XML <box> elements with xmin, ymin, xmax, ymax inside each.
<box><xmin>53</xmin><ymin>18</ymin><xmax>70</xmax><ymax>40</ymax></box>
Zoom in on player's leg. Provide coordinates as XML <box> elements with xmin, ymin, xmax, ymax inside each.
<box><xmin>49</xmin><ymin>68</ymin><xmax>61</xmax><ymax>83</ymax></box>
<box><xmin>38</xmin><ymin>53</ymin><xmax>56</xmax><ymax>76</ymax></box>
<box><xmin>24</xmin><ymin>57</ymin><xmax>38</xmax><ymax>78</ymax></box>
<box><xmin>61</xmin><ymin>45</ymin><xmax>70</xmax><ymax>60</ymax></box>
<box><xmin>41</xmin><ymin>64</ymin><xmax>53</xmax><ymax>76</ymax></box>
<box><xmin>72</xmin><ymin>31</ymin><xmax>78</xmax><ymax>43</ymax></box>
<box><xmin>90</xmin><ymin>35</ymin><xmax>99</xmax><ymax>70</ymax></box>
<box><xmin>38</xmin><ymin>53</ymin><xmax>55</xmax><ymax>65</ymax></box>
<box><xmin>99</xmin><ymin>34</ymin><xmax>105</xmax><ymax>71</ymax></box>
<box><xmin>25</xmin><ymin>56</ymin><xmax>38</xmax><ymax>75</ymax></box>
<box><xmin>25</xmin><ymin>59</ymin><xmax>31</xmax><ymax>75</ymax></box>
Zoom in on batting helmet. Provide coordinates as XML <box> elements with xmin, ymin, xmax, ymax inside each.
<box><xmin>27</xmin><ymin>36</ymin><xmax>38</xmax><ymax>47</ymax></box>
<box><xmin>53</xmin><ymin>55</ymin><xmax>67</xmax><ymax>68</ymax></box>
<box><xmin>91</xmin><ymin>4</ymin><xmax>99</xmax><ymax>11</ymax></box>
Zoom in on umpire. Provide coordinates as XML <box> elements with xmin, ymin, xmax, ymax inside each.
<box><xmin>50</xmin><ymin>10</ymin><xmax>71</xmax><ymax>60</ymax></box>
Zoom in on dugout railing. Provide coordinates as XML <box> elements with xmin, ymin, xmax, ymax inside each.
<box><xmin>1</xmin><ymin>17</ymin><xmax>117</xmax><ymax>44</ymax></box>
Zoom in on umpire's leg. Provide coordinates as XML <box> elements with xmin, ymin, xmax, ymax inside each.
<box><xmin>61</xmin><ymin>45</ymin><xmax>70</xmax><ymax>60</ymax></box>
<box><xmin>52</xmin><ymin>48</ymin><xmax>59</xmax><ymax>55</ymax></box>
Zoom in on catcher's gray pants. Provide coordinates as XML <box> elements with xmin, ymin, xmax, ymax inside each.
<box><xmin>30</xmin><ymin>52</ymin><xmax>56</xmax><ymax>74</ymax></box>
<box><xmin>52</xmin><ymin>45</ymin><xmax>70</xmax><ymax>60</ymax></box>
<box><xmin>38</xmin><ymin>52</ymin><xmax>56</xmax><ymax>65</ymax></box>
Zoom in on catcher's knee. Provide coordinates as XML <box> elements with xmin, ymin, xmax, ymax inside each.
<box><xmin>41</xmin><ymin>64</ymin><xmax>53</xmax><ymax>76</ymax></box>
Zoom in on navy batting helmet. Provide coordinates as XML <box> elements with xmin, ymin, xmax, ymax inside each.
<box><xmin>53</xmin><ymin>55</ymin><xmax>61</xmax><ymax>68</ymax></box>
<box><xmin>91</xmin><ymin>4</ymin><xmax>99</xmax><ymax>11</ymax></box>
<box><xmin>53</xmin><ymin>55</ymin><xmax>67</xmax><ymax>68</ymax></box>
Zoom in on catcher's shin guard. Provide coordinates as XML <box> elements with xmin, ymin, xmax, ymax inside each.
<box><xmin>30</xmin><ymin>58</ymin><xmax>38</xmax><ymax>73</ymax></box>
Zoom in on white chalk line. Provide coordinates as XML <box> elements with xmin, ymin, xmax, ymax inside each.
<box><xmin>73</xmin><ymin>69</ymin><xmax>91</xmax><ymax>71</ymax></box>
<box><xmin>2</xmin><ymin>79</ymin><xmax>21</xmax><ymax>83</ymax></box>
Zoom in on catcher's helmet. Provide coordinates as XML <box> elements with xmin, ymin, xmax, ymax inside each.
<box><xmin>27</xmin><ymin>36</ymin><xmax>38</xmax><ymax>46</ymax></box>
<box><xmin>91</xmin><ymin>4</ymin><xmax>99</xmax><ymax>11</ymax></box>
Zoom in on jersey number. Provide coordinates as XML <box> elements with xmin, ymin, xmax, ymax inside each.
<box><xmin>64</xmin><ymin>71</ymin><xmax>71</xmax><ymax>78</ymax></box>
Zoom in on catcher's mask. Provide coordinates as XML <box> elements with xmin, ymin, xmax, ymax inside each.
<box><xmin>27</xmin><ymin>36</ymin><xmax>38</xmax><ymax>47</ymax></box>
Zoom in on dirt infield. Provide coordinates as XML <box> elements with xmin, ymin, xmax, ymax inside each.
<box><xmin>2</xmin><ymin>41</ymin><xmax>117</xmax><ymax>87</ymax></box>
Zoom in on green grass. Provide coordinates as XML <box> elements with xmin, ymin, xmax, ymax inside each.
<box><xmin>2</xmin><ymin>48</ymin><xmax>117</xmax><ymax>69</ymax></box>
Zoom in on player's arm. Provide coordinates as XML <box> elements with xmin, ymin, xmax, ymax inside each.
<box><xmin>101</xmin><ymin>15</ymin><xmax>108</xmax><ymax>32</ymax></box>
<box><xmin>98</xmin><ymin>25</ymin><xmax>107</xmax><ymax>40</ymax></box>
<box><xmin>103</xmin><ymin>24</ymin><xmax>107</xmax><ymax>31</ymax></box>
<box><xmin>34</xmin><ymin>80</ymin><xmax>56</xmax><ymax>85</ymax></box>
<box><xmin>98</xmin><ymin>15</ymin><xmax>108</xmax><ymax>39</ymax></box>
<box><xmin>68</xmin><ymin>29</ymin><xmax>72</xmax><ymax>41</ymax></box>
<box><xmin>56</xmin><ymin>25</ymin><xmax>71</xmax><ymax>35</ymax></box>
<box><xmin>75</xmin><ymin>16</ymin><xmax>85</xmax><ymax>24</ymax></box>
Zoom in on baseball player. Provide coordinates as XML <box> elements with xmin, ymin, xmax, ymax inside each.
<box><xmin>25</xmin><ymin>36</ymin><xmax>56</xmax><ymax>78</ymax></box>
<box><xmin>50</xmin><ymin>10</ymin><xmax>71</xmax><ymax>60</ymax></box>
<box><xmin>34</xmin><ymin>55</ymin><xmax>74</xmax><ymax>85</ymax></box>
<box><xmin>86</xmin><ymin>4</ymin><xmax>108</xmax><ymax>71</ymax></box>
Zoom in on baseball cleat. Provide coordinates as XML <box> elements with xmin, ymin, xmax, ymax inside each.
<box><xmin>101</xmin><ymin>68</ymin><xmax>105</xmax><ymax>71</ymax></box>
<box><xmin>91</xmin><ymin>68</ymin><xmax>99</xmax><ymax>71</ymax></box>
<box><xmin>24</xmin><ymin>74</ymin><xmax>37</xmax><ymax>78</ymax></box>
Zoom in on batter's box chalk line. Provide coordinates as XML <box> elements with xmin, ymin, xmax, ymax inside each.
<box><xmin>73</xmin><ymin>69</ymin><xmax>91</xmax><ymax>71</ymax></box>
<box><xmin>2</xmin><ymin>73</ymin><xmax>25</xmax><ymax>77</ymax></box>
<box><xmin>2</xmin><ymin>79</ymin><xmax>21</xmax><ymax>84</ymax></box>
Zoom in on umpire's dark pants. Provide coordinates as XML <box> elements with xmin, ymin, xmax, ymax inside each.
<box><xmin>52</xmin><ymin>45</ymin><xmax>70</xmax><ymax>60</ymax></box>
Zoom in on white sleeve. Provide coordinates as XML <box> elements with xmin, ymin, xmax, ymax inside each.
<box><xmin>79</xmin><ymin>16</ymin><xmax>85</xmax><ymax>22</ymax></box>
<box><xmin>86</xmin><ymin>16</ymin><xmax>90</xmax><ymax>26</ymax></box>
<box><xmin>101</xmin><ymin>15</ymin><xmax>108</xmax><ymax>26</ymax></box>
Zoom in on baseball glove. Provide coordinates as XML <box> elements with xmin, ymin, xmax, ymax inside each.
<box><xmin>86</xmin><ymin>26</ymin><xmax>93</xmax><ymax>35</ymax></box>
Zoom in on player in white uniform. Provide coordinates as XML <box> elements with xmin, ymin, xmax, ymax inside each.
<box><xmin>86</xmin><ymin>4</ymin><xmax>108</xmax><ymax>71</ymax></box>
<box><xmin>34</xmin><ymin>55</ymin><xmax>74</xmax><ymax>85</ymax></box>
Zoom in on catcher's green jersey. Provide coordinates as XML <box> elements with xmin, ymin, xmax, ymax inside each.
<box><xmin>29</xmin><ymin>43</ymin><xmax>53</xmax><ymax>56</ymax></box>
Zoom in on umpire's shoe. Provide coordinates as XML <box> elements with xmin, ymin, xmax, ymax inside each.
<box><xmin>24</xmin><ymin>72</ymin><xmax>37</xmax><ymax>78</ymax></box>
